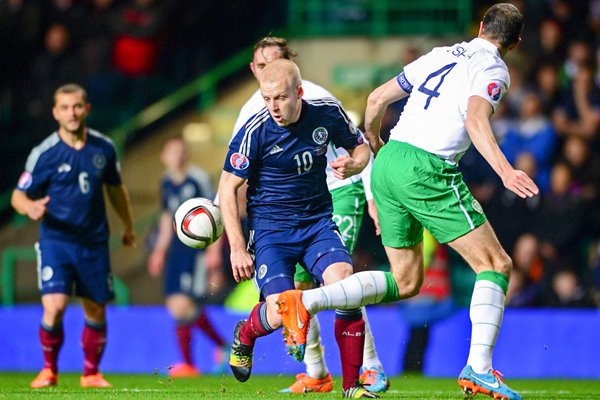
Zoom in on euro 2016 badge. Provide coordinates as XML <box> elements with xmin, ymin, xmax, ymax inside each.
<box><xmin>230</xmin><ymin>152</ymin><xmax>249</xmax><ymax>170</ymax></box>
<box><xmin>17</xmin><ymin>171</ymin><xmax>33</xmax><ymax>190</ymax></box>
<box><xmin>487</xmin><ymin>82</ymin><xmax>502</xmax><ymax>101</ymax></box>
<box><xmin>312</xmin><ymin>127</ymin><xmax>328</xmax><ymax>145</ymax></box>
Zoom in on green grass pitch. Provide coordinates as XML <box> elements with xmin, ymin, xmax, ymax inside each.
<box><xmin>0</xmin><ymin>373</ymin><xmax>598</xmax><ymax>399</ymax></box>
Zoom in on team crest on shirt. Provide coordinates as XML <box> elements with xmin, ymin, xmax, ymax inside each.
<box><xmin>472</xmin><ymin>199</ymin><xmax>483</xmax><ymax>214</ymax></box>
<box><xmin>487</xmin><ymin>83</ymin><xmax>502</xmax><ymax>101</ymax></box>
<box><xmin>257</xmin><ymin>264</ymin><xmax>268</xmax><ymax>279</ymax></box>
<box><xmin>312</xmin><ymin>127</ymin><xmax>328</xmax><ymax>145</ymax></box>
<box><xmin>17</xmin><ymin>171</ymin><xmax>32</xmax><ymax>190</ymax></box>
<box><xmin>93</xmin><ymin>153</ymin><xmax>106</xmax><ymax>169</ymax></box>
<box><xmin>230</xmin><ymin>152</ymin><xmax>249</xmax><ymax>170</ymax></box>
<box><xmin>41</xmin><ymin>266</ymin><xmax>54</xmax><ymax>281</ymax></box>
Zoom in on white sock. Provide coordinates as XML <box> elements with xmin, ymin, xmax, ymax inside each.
<box><xmin>466</xmin><ymin>278</ymin><xmax>505</xmax><ymax>373</ymax></box>
<box><xmin>304</xmin><ymin>315</ymin><xmax>328</xmax><ymax>379</ymax></box>
<box><xmin>302</xmin><ymin>271</ymin><xmax>389</xmax><ymax>314</ymax></box>
<box><xmin>361</xmin><ymin>307</ymin><xmax>382</xmax><ymax>369</ymax></box>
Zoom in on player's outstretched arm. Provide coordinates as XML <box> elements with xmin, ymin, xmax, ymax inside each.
<box><xmin>364</xmin><ymin>76</ymin><xmax>409</xmax><ymax>155</ymax></box>
<box><xmin>465</xmin><ymin>96</ymin><xmax>539</xmax><ymax>199</ymax></box>
<box><xmin>10</xmin><ymin>189</ymin><xmax>49</xmax><ymax>221</ymax></box>
<box><xmin>105</xmin><ymin>184</ymin><xmax>136</xmax><ymax>246</ymax></box>
<box><xmin>218</xmin><ymin>171</ymin><xmax>254</xmax><ymax>282</ymax></box>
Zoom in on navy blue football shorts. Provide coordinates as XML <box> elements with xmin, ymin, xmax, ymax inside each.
<box><xmin>164</xmin><ymin>245</ymin><xmax>205</xmax><ymax>298</ymax></box>
<box><xmin>35</xmin><ymin>239</ymin><xmax>114</xmax><ymax>304</ymax></box>
<box><xmin>250</xmin><ymin>217</ymin><xmax>352</xmax><ymax>298</ymax></box>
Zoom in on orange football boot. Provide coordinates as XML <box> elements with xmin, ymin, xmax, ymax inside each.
<box><xmin>30</xmin><ymin>368</ymin><xmax>58</xmax><ymax>388</ymax></box>
<box><xmin>276</xmin><ymin>289</ymin><xmax>310</xmax><ymax>361</ymax></box>
<box><xmin>279</xmin><ymin>372</ymin><xmax>334</xmax><ymax>393</ymax></box>
<box><xmin>80</xmin><ymin>373</ymin><xmax>112</xmax><ymax>388</ymax></box>
<box><xmin>168</xmin><ymin>363</ymin><xmax>201</xmax><ymax>378</ymax></box>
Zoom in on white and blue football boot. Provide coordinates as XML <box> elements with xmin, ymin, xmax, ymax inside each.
<box><xmin>458</xmin><ymin>365</ymin><xmax>522</xmax><ymax>400</ymax></box>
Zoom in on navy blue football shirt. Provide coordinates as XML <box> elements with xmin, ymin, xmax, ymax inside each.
<box><xmin>16</xmin><ymin>130</ymin><xmax>121</xmax><ymax>244</ymax></box>
<box><xmin>224</xmin><ymin>98</ymin><xmax>364</xmax><ymax>230</ymax></box>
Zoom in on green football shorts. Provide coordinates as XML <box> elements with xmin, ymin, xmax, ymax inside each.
<box><xmin>372</xmin><ymin>141</ymin><xmax>486</xmax><ymax>248</ymax></box>
<box><xmin>294</xmin><ymin>181</ymin><xmax>366</xmax><ymax>283</ymax></box>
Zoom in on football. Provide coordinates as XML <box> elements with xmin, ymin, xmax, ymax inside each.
<box><xmin>173</xmin><ymin>197</ymin><xmax>224</xmax><ymax>249</ymax></box>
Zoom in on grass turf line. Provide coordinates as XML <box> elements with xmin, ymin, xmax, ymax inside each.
<box><xmin>0</xmin><ymin>373</ymin><xmax>599</xmax><ymax>399</ymax></box>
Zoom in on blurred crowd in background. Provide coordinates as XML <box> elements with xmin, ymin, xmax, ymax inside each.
<box><xmin>0</xmin><ymin>0</ymin><xmax>284</xmax><ymax>196</ymax></box>
<box><xmin>1</xmin><ymin>0</ymin><xmax>599</xmax><ymax>312</ymax></box>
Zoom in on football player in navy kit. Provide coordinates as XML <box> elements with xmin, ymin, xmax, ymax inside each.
<box><xmin>11</xmin><ymin>83</ymin><xmax>135</xmax><ymax>389</ymax></box>
<box><xmin>219</xmin><ymin>59</ymin><xmax>378</xmax><ymax>398</ymax></box>
<box><xmin>147</xmin><ymin>137</ymin><xmax>227</xmax><ymax>377</ymax></box>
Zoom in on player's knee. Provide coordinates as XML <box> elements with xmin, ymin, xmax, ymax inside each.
<box><xmin>166</xmin><ymin>295</ymin><xmax>196</xmax><ymax>320</ymax></box>
<box><xmin>83</xmin><ymin>302</ymin><xmax>107</xmax><ymax>323</ymax></box>
<box><xmin>322</xmin><ymin>262</ymin><xmax>353</xmax><ymax>285</ymax></box>
<box><xmin>391</xmin><ymin>267</ymin><xmax>423</xmax><ymax>299</ymax></box>
<box><xmin>43</xmin><ymin>307</ymin><xmax>65</xmax><ymax>326</ymax></box>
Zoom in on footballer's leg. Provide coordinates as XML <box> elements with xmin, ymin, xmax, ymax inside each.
<box><xmin>80</xmin><ymin>299</ymin><xmax>111</xmax><ymax>388</ymax></box>
<box><xmin>230</xmin><ymin>294</ymin><xmax>283</xmax><ymax>382</ymax></box>
<box><xmin>331</xmin><ymin>185</ymin><xmax>389</xmax><ymax>393</ymax></box>
<box><xmin>277</xmin><ymin>244</ymin><xmax>423</xmax><ymax>351</ymax></box>
<box><xmin>194</xmin><ymin>307</ymin><xmax>228</xmax><ymax>375</ymax></box>
<box><xmin>78</xmin><ymin>244</ymin><xmax>113</xmax><ymax>388</ymax></box>
<box><xmin>165</xmin><ymin>294</ymin><xmax>201</xmax><ymax>377</ymax></box>
<box><xmin>281</xmin><ymin>218</ymin><xmax>377</xmax><ymax>396</ymax></box>
<box><xmin>31</xmin><ymin>241</ymin><xmax>71</xmax><ymax>388</ymax></box>
<box><xmin>359</xmin><ymin>309</ymin><xmax>390</xmax><ymax>393</ymax></box>
<box><xmin>31</xmin><ymin>293</ymin><xmax>68</xmax><ymax>388</ymax></box>
<box><xmin>450</xmin><ymin>222</ymin><xmax>522</xmax><ymax>400</ymax></box>
<box><xmin>279</xmin><ymin>266</ymin><xmax>333</xmax><ymax>393</ymax></box>
<box><xmin>230</xmin><ymin>229</ymin><xmax>296</xmax><ymax>382</ymax></box>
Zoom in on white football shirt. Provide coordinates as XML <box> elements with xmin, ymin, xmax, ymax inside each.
<box><xmin>232</xmin><ymin>80</ymin><xmax>373</xmax><ymax>198</ymax></box>
<box><xmin>389</xmin><ymin>37</ymin><xmax>510</xmax><ymax>163</ymax></box>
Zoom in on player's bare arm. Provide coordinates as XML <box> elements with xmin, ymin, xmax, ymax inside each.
<box><xmin>10</xmin><ymin>190</ymin><xmax>49</xmax><ymax>221</ymax></box>
<box><xmin>105</xmin><ymin>184</ymin><xmax>136</xmax><ymax>247</ymax></box>
<box><xmin>218</xmin><ymin>171</ymin><xmax>255</xmax><ymax>282</ymax></box>
<box><xmin>330</xmin><ymin>142</ymin><xmax>370</xmax><ymax>180</ymax></box>
<box><xmin>147</xmin><ymin>211</ymin><xmax>172</xmax><ymax>277</ymax></box>
<box><xmin>364</xmin><ymin>77</ymin><xmax>409</xmax><ymax>155</ymax></box>
<box><xmin>465</xmin><ymin>95</ymin><xmax>539</xmax><ymax>199</ymax></box>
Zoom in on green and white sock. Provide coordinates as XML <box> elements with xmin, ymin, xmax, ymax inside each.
<box><xmin>302</xmin><ymin>271</ymin><xmax>399</xmax><ymax>314</ymax></box>
<box><xmin>466</xmin><ymin>271</ymin><xmax>508</xmax><ymax>374</ymax></box>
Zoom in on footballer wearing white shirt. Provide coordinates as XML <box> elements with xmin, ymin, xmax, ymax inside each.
<box><xmin>228</xmin><ymin>37</ymin><xmax>389</xmax><ymax>394</ymax></box>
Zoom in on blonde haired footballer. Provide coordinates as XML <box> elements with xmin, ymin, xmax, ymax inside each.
<box><xmin>229</xmin><ymin>36</ymin><xmax>388</xmax><ymax>394</ymax></box>
<box><xmin>276</xmin><ymin>4</ymin><xmax>538</xmax><ymax>400</ymax></box>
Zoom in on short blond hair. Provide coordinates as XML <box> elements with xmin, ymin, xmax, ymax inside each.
<box><xmin>260</xmin><ymin>58</ymin><xmax>302</xmax><ymax>88</ymax></box>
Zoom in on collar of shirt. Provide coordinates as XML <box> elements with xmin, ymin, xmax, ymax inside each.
<box><xmin>470</xmin><ymin>37</ymin><xmax>500</xmax><ymax>56</ymax></box>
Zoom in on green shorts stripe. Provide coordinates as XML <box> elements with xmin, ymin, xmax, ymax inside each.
<box><xmin>450</xmin><ymin>173</ymin><xmax>475</xmax><ymax>230</ymax></box>
<box><xmin>372</xmin><ymin>141</ymin><xmax>486</xmax><ymax>248</ymax></box>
